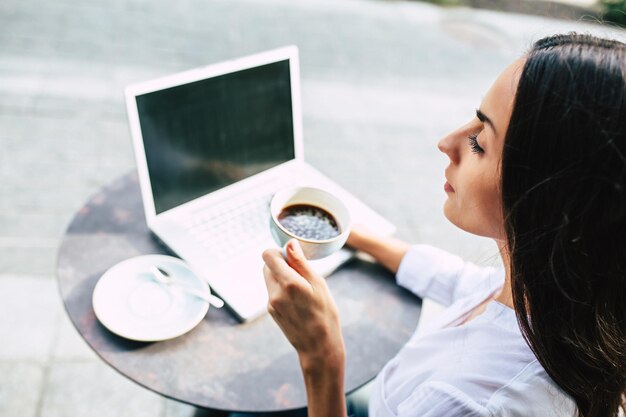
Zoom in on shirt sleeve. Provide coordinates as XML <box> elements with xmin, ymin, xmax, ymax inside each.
<box><xmin>395</xmin><ymin>244</ymin><xmax>503</xmax><ymax>306</ymax></box>
<box><xmin>396</xmin><ymin>381</ymin><xmax>489</xmax><ymax>417</ymax></box>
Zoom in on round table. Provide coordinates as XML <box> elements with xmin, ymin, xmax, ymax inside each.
<box><xmin>56</xmin><ymin>173</ymin><xmax>422</xmax><ymax>414</ymax></box>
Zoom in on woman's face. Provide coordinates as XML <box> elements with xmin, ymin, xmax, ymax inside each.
<box><xmin>437</xmin><ymin>59</ymin><xmax>524</xmax><ymax>240</ymax></box>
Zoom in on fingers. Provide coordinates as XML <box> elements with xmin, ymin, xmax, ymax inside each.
<box><xmin>285</xmin><ymin>240</ymin><xmax>317</xmax><ymax>282</ymax></box>
<box><xmin>264</xmin><ymin>261</ymin><xmax>310</xmax><ymax>340</ymax></box>
<box><xmin>262</xmin><ymin>245</ymin><xmax>343</xmax><ymax>358</ymax></box>
<box><xmin>263</xmin><ymin>265</ymin><xmax>281</xmax><ymax>297</ymax></box>
<box><xmin>263</xmin><ymin>265</ymin><xmax>289</xmax><ymax>317</ymax></box>
<box><xmin>262</xmin><ymin>248</ymin><xmax>311</xmax><ymax>295</ymax></box>
<box><xmin>262</xmin><ymin>241</ymin><xmax>324</xmax><ymax>292</ymax></box>
<box><xmin>262</xmin><ymin>248</ymin><xmax>295</xmax><ymax>281</ymax></box>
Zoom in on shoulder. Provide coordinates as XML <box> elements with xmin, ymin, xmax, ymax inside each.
<box><xmin>434</xmin><ymin>318</ymin><xmax>575</xmax><ymax>416</ymax></box>
<box><xmin>395</xmin><ymin>327</ymin><xmax>575</xmax><ymax>417</ymax></box>
<box><xmin>396</xmin><ymin>380</ymin><xmax>490</xmax><ymax>417</ymax></box>
<box><xmin>417</xmin><ymin>304</ymin><xmax>534</xmax><ymax>381</ymax></box>
<box><xmin>485</xmin><ymin>360</ymin><xmax>577</xmax><ymax>417</ymax></box>
<box><xmin>396</xmin><ymin>362</ymin><xmax>576</xmax><ymax>417</ymax></box>
<box><xmin>382</xmin><ymin>304</ymin><xmax>576</xmax><ymax>417</ymax></box>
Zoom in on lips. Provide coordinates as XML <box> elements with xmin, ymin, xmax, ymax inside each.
<box><xmin>444</xmin><ymin>169</ymin><xmax>455</xmax><ymax>192</ymax></box>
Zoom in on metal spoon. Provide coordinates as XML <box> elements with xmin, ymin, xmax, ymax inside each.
<box><xmin>150</xmin><ymin>266</ymin><xmax>224</xmax><ymax>308</ymax></box>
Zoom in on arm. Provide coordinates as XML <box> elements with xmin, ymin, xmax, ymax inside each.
<box><xmin>347</xmin><ymin>224</ymin><xmax>411</xmax><ymax>274</ymax></box>
<box><xmin>301</xmin><ymin>357</ymin><xmax>346</xmax><ymax>417</ymax></box>
<box><xmin>262</xmin><ymin>240</ymin><xmax>347</xmax><ymax>417</ymax></box>
<box><xmin>348</xmin><ymin>225</ymin><xmax>502</xmax><ymax>305</ymax></box>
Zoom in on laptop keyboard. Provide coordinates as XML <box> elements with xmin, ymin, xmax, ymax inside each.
<box><xmin>179</xmin><ymin>178</ymin><xmax>297</xmax><ymax>260</ymax></box>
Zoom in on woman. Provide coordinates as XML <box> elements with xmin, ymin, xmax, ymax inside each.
<box><xmin>262</xmin><ymin>33</ymin><xmax>626</xmax><ymax>417</ymax></box>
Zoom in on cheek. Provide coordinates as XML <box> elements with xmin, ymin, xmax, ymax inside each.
<box><xmin>473</xmin><ymin>172</ymin><xmax>502</xmax><ymax>220</ymax></box>
<box><xmin>443</xmin><ymin>173</ymin><xmax>504</xmax><ymax>239</ymax></box>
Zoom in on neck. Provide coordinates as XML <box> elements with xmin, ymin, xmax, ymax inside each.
<box><xmin>494</xmin><ymin>239</ymin><xmax>514</xmax><ymax>309</ymax></box>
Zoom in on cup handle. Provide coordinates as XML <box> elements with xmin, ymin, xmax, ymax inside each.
<box><xmin>281</xmin><ymin>243</ymin><xmax>288</xmax><ymax>260</ymax></box>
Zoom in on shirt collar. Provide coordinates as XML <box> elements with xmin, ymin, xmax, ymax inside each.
<box><xmin>481</xmin><ymin>300</ymin><xmax>519</xmax><ymax>332</ymax></box>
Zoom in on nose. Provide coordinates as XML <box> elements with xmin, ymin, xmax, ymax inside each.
<box><xmin>438</xmin><ymin>128</ymin><xmax>462</xmax><ymax>164</ymax></box>
<box><xmin>438</xmin><ymin>119</ymin><xmax>476</xmax><ymax>164</ymax></box>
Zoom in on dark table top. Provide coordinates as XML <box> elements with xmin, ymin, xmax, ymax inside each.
<box><xmin>56</xmin><ymin>172</ymin><xmax>422</xmax><ymax>413</ymax></box>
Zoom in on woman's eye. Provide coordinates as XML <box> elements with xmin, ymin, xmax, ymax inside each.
<box><xmin>468</xmin><ymin>133</ymin><xmax>484</xmax><ymax>154</ymax></box>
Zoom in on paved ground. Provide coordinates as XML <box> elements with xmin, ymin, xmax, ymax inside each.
<box><xmin>1</xmin><ymin>0</ymin><xmax>624</xmax><ymax>416</ymax></box>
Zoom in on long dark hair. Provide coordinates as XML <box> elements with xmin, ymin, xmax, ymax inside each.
<box><xmin>501</xmin><ymin>33</ymin><xmax>626</xmax><ymax>417</ymax></box>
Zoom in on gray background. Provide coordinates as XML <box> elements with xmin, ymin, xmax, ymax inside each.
<box><xmin>1</xmin><ymin>0</ymin><xmax>624</xmax><ymax>416</ymax></box>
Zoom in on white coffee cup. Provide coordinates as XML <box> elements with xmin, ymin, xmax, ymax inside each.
<box><xmin>269</xmin><ymin>186</ymin><xmax>351</xmax><ymax>260</ymax></box>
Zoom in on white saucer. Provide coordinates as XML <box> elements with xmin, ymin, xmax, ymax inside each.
<box><xmin>92</xmin><ymin>255</ymin><xmax>210</xmax><ymax>342</ymax></box>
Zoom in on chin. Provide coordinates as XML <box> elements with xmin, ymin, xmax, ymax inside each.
<box><xmin>443</xmin><ymin>204</ymin><xmax>501</xmax><ymax>240</ymax></box>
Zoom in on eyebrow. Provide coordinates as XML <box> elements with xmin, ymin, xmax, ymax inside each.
<box><xmin>476</xmin><ymin>109</ymin><xmax>497</xmax><ymax>135</ymax></box>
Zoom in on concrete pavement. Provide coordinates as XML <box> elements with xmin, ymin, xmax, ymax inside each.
<box><xmin>1</xmin><ymin>0</ymin><xmax>624</xmax><ymax>416</ymax></box>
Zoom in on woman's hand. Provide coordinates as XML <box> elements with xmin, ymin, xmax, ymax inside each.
<box><xmin>263</xmin><ymin>240</ymin><xmax>348</xmax><ymax>417</ymax></box>
<box><xmin>262</xmin><ymin>239</ymin><xmax>345</xmax><ymax>371</ymax></box>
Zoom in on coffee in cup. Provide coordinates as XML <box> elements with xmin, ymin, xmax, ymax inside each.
<box><xmin>269</xmin><ymin>187</ymin><xmax>351</xmax><ymax>260</ymax></box>
<box><xmin>277</xmin><ymin>204</ymin><xmax>341</xmax><ymax>241</ymax></box>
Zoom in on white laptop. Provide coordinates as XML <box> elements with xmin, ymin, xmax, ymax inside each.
<box><xmin>125</xmin><ymin>46</ymin><xmax>395</xmax><ymax>321</ymax></box>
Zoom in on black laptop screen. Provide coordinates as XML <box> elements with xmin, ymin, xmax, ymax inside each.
<box><xmin>135</xmin><ymin>60</ymin><xmax>296</xmax><ymax>214</ymax></box>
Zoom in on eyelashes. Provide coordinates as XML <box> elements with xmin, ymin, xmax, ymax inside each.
<box><xmin>468</xmin><ymin>133</ymin><xmax>484</xmax><ymax>154</ymax></box>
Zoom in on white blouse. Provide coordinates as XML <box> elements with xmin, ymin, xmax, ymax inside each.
<box><xmin>368</xmin><ymin>244</ymin><xmax>577</xmax><ymax>417</ymax></box>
